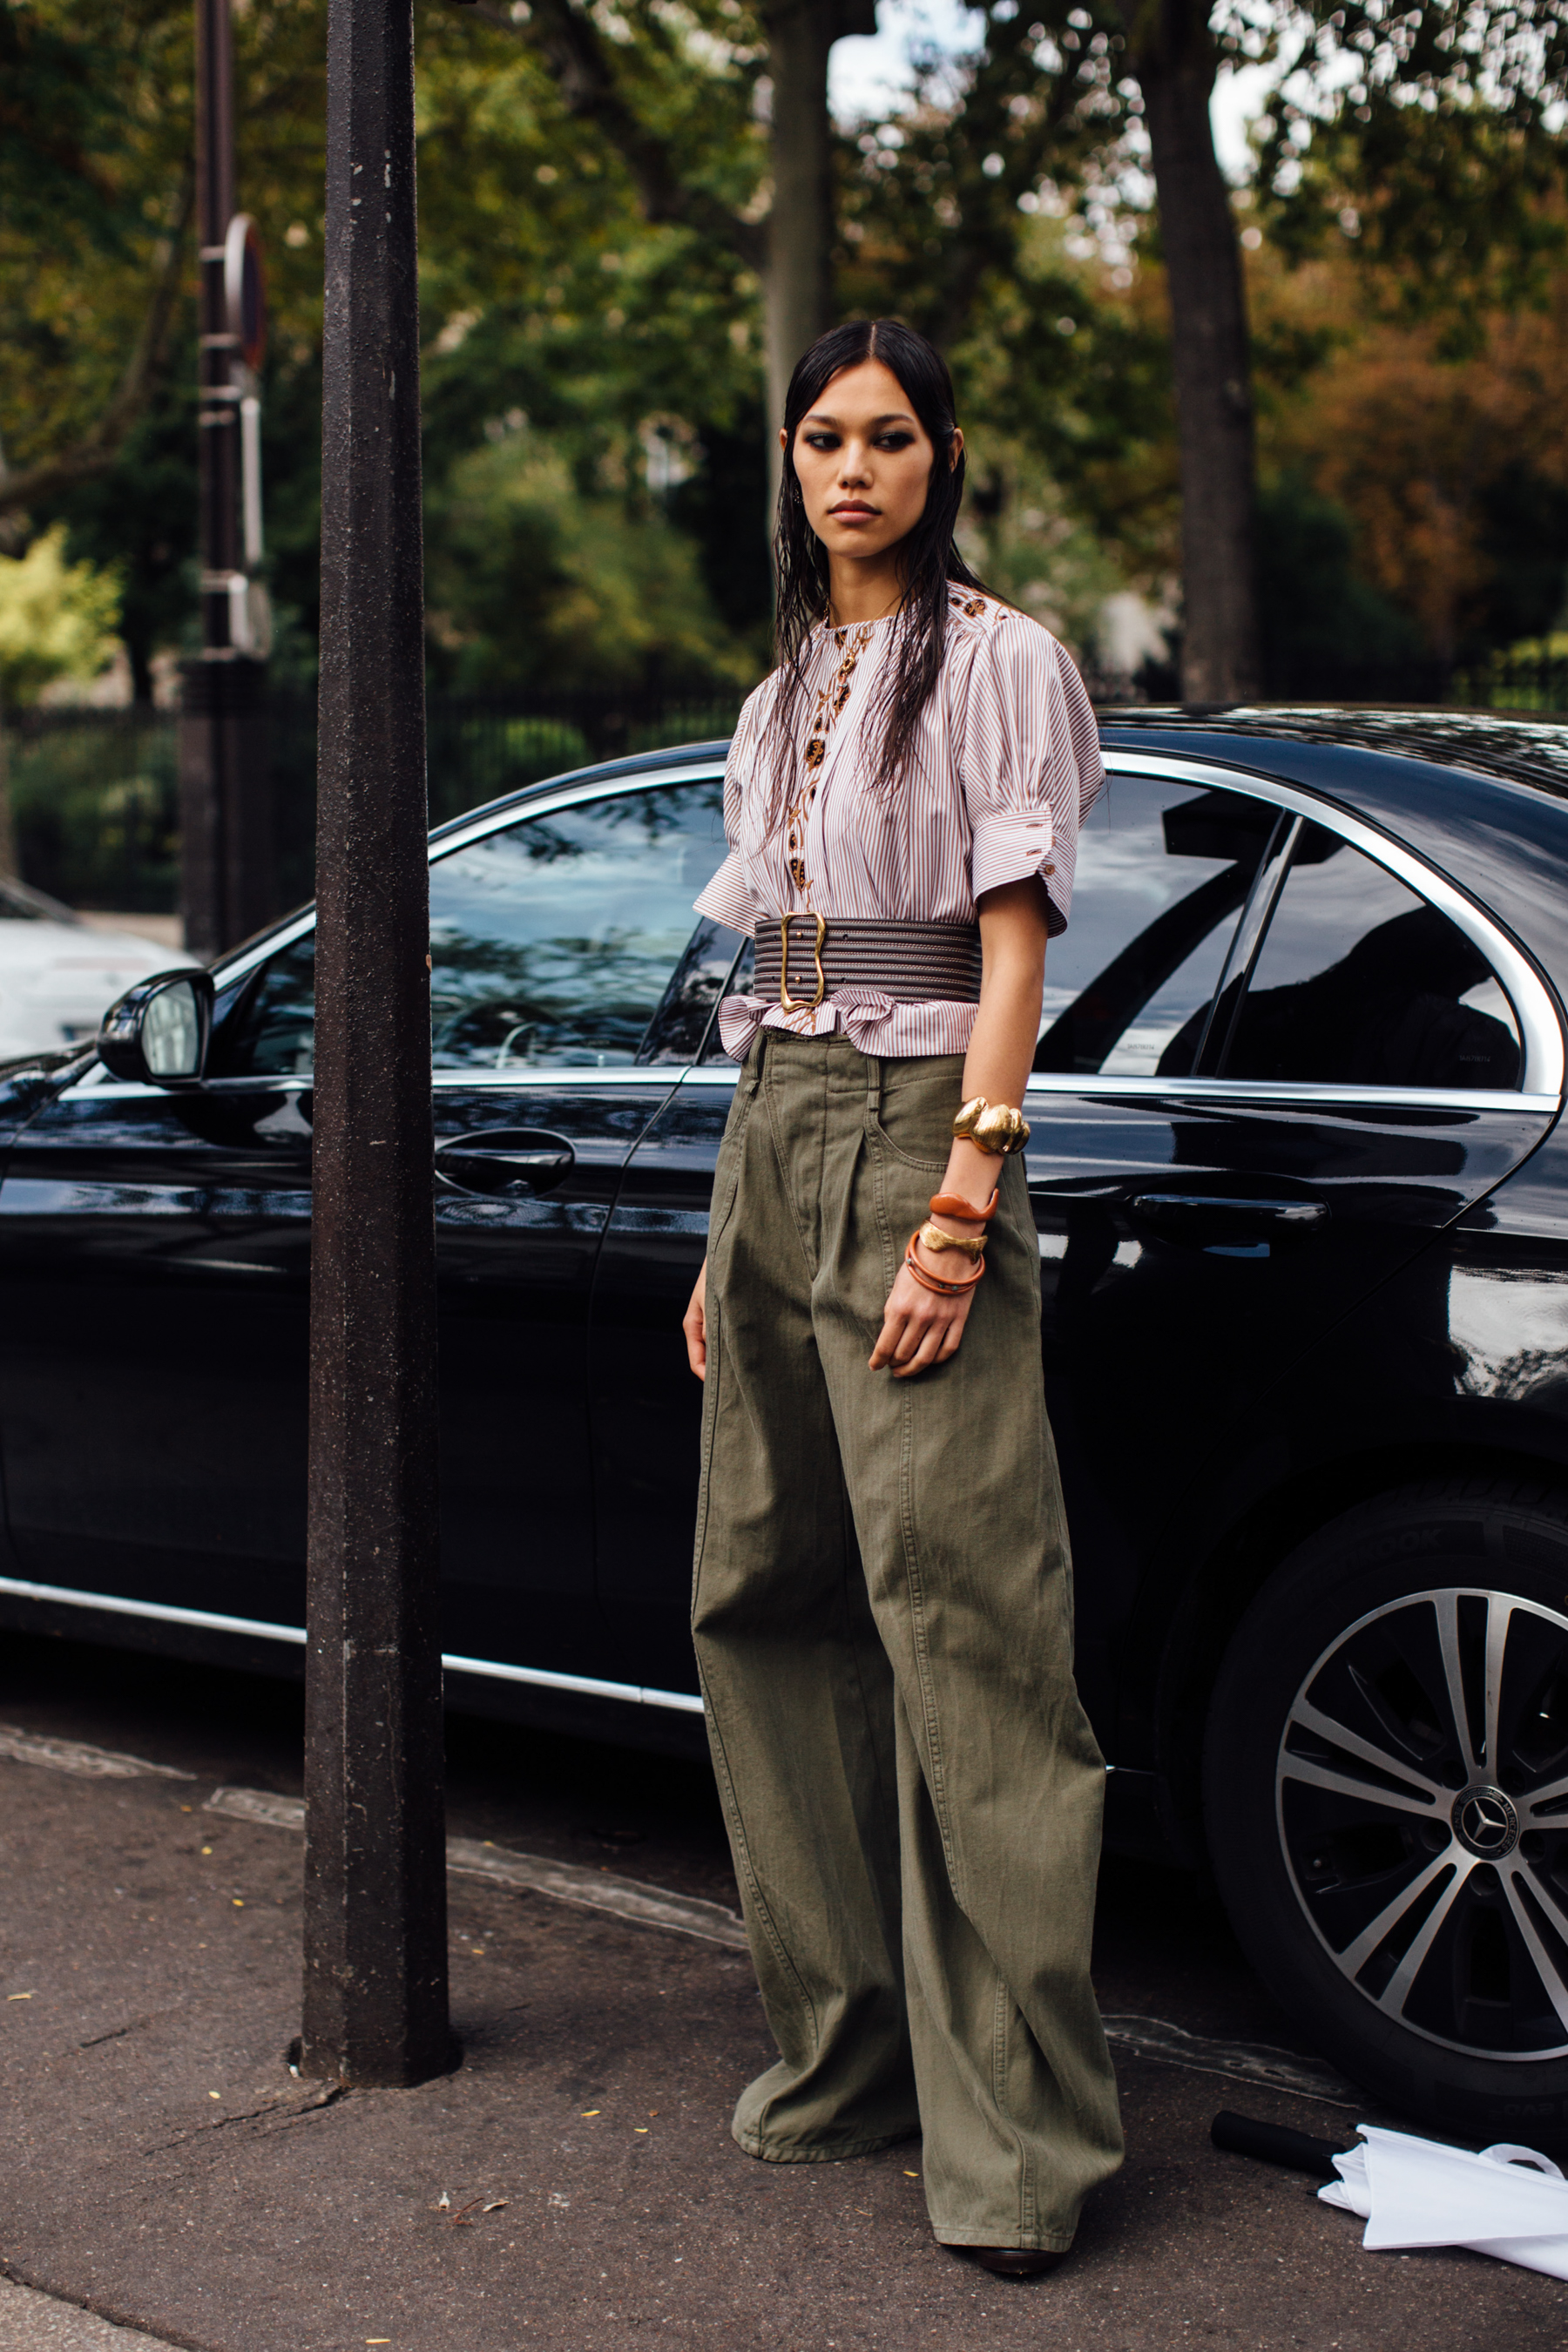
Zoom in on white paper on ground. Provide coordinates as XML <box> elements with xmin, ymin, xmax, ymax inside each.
<box><xmin>1319</xmin><ymin>2126</ymin><xmax>1568</xmax><ymax>2280</ymax></box>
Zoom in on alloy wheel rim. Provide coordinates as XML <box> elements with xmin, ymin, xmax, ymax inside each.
<box><xmin>1275</xmin><ymin>1586</ymin><xmax>1568</xmax><ymax>2061</ymax></box>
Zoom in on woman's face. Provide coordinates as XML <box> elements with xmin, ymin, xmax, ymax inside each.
<box><xmin>787</xmin><ymin>358</ymin><xmax>959</xmax><ymax>573</ymax></box>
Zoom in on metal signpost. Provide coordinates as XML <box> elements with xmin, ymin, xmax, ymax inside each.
<box><xmin>300</xmin><ymin>0</ymin><xmax>450</xmax><ymax>2085</ymax></box>
<box><xmin>180</xmin><ymin>0</ymin><xmax>275</xmax><ymax>959</ymax></box>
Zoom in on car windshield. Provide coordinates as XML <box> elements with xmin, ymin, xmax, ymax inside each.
<box><xmin>0</xmin><ymin>877</ymin><xmax>77</xmax><ymax>923</ymax></box>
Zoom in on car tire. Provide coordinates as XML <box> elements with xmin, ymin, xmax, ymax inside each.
<box><xmin>1205</xmin><ymin>1476</ymin><xmax>1568</xmax><ymax>2149</ymax></box>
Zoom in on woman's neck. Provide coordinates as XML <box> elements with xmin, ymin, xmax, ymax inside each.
<box><xmin>825</xmin><ymin>551</ymin><xmax>904</xmax><ymax>628</ymax></box>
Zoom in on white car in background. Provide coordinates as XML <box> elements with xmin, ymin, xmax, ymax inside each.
<box><xmin>0</xmin><ymin>877</ymin><xmax>197</xmax><ymax>1061</ymax></box>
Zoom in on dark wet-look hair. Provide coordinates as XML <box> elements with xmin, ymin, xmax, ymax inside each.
<box><xmin>768</xmin><ymin>318</ymin><xmax>989</xmax><ymax>820</ymax></box>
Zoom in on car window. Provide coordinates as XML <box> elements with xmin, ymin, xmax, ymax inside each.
<box><xmin>211</xmin><ymin>929</ymin><xmax>316</xmax><ymax>1076</ymax></box>
<box><xmin>209</xmin><ymin>779</ymin><xmax>729</xmax><ymax>1079</ymax></box>
<box><xmin>1222</xmin><ymin>823</ymin><xmax>1523</xmax><ymax>1090</ymax></box>
<box><xmin>1032</xmin><ymin>778</ymin><xmax>1279</xmax><ymax>1077</ymax></box>
<box><xmin>700</xmin><ymin>933</ymin><xmax>754</xmax><ymax>1063</ymax></box>
<box><xmin>643</xmin><ymin>916</ymin><xmax>747</xmax><ymax>1064</ymax></box>
<box><xmin>428</xmin><ymin>781</ymin><xmax>727</xmax><ymax>1070</ymax></box>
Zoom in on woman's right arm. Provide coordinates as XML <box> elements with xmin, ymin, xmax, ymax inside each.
<box><xmin>683</xmin><ymin>1257</ymin><xmax>708</xmax><ymax>1381</ymax></box>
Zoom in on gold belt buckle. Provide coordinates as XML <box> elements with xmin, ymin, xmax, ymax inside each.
<box><xmin>779</xmin><ymin>911</ymin><xmax>828</xmax><ymax>1012</ymax></box>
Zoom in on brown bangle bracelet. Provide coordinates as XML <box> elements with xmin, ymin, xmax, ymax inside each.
<box><xmin>929</xmin><ymin>1189</ymin><xmax>999</xmax><ymax>1222</ymax></box>
<box><xmin>904</xmin><ymin>1231</ymin><xmax>986</xmax><ymax>1294</ymax></box>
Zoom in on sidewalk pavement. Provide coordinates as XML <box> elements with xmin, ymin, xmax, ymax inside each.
<box><xmin>0</xmin><ymin>2281</ymin><xmax>173</xmax><ymax>2351</ymax></box>
<box><xmin>3</xmin><ymin>1747</ymin><xmax>1566</xmax><ymax>2351</ymax></box>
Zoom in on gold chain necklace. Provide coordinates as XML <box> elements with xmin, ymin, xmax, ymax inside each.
<box><xmin>785</xmin><ymin>621</ymin><xmax>875</xmax><ymax>903</ymax></box>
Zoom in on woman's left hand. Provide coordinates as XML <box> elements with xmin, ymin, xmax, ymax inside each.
<box><xmin>869</xmin><ymin>1260</ymin><xmax>976</xmax><ymax>1378</ymax></box>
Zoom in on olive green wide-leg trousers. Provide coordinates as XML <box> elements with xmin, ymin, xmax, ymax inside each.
<box><xmin>692</xmin><ymin>1030</ymin><xmax>1123</xmax><ymax>2252</ymax></box>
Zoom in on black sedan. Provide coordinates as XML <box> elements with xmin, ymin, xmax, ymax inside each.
<box><xmin>5</xmin><ymin>706</ymin><xmax>1568</xmax><ymax>2148</ymax></box>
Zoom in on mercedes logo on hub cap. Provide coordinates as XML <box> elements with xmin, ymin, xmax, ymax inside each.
<box><xmin>1451</xmin><ymin>1784</ymin><xmax>1519</xmax><ymax>1858</ymax></box>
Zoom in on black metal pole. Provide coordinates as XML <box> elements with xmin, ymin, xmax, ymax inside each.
<box><xmin>179</xmin><ymin>0</ymin><xmax>274</xmax><ymax>958</ymax></box>
<box><xmin>300</xmin><ymin>0</ymin><xmax>449</xmax><ymax>2087</ymax></box>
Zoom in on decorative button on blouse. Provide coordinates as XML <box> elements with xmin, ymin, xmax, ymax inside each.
<box><xmin>694</xmin><ymin>590</ymin><xmax>1105</xmax><ymax>1063</ymax></box>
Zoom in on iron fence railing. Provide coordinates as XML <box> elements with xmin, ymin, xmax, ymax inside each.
<box><xmin>6</xmin><ymin>659</ymin><xmax>1565</xmax><ymax>916</ymax></box>
<box><xmin>5</xmin><ymin>688</ymin><xmax>748</xmax><ymax>916</ymax></box>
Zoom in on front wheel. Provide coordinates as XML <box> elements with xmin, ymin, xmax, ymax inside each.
<box><xmin>1205</xmin><ymin>1477</ymin><xmax>1568</xmax><ymax>2148</ymax></box>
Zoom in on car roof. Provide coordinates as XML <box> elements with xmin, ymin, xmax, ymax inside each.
<box><xmin>1098</xmin><ymin>706</ymin><xmax>1568</xmax><ymax>800</ymax></box>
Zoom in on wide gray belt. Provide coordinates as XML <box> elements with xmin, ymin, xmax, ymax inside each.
<box><xmin>753</xmin><ymin>915</ymin><xmax>983</xmax><ymax>1011</ymax></box>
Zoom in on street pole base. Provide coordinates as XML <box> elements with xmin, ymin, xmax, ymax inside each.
<box><xmin>288</xmin><ymin>2030</ymin><xmax>463</xmax><ymax>2091</ymax></box>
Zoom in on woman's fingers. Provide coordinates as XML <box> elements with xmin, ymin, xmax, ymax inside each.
<box><xmin>868</xmin><ymin>1306</ymin><xmax>908</xmax><ymax>1370</ymax></box>
<box><xmin>683</xmin><ymin>1258</ymin><xmax>709</xmax><ymax>1382</ymax></box>
<box><xmin>891</xmin><ymin>1324</ymin><xmax>950</xmax><ymax>1377</ymax></box>
<box><xmin>891</xmin><ymin>1291</ymin><xmax>971</xmax><ymax>1376</ymax></box>
<box><xmin>870</xmin><ymin>1267</ymin><xmax>973</xmax><ymax>1375</ymax></box>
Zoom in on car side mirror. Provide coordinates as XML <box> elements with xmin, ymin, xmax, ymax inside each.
<box><xmin>97</xmin><ymin>969</ymin><xmax>215</xmax><ymax>1086</ymax></box>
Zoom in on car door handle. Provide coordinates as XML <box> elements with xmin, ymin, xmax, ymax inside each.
<box><xmin>1129</xmin><ymin>1193</ymin><xmax>1329</xmax><ymax>1254</ymax></box>
<box><xmin>434</xmin><ymin>1128</ymin><xmax>576</xmax><ymax>1196</ymax></box>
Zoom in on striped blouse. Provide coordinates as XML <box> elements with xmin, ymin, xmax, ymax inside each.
<box><xmin>693</xmin><ymin>588</ymin><xmax>1105</xmax><ymax>1061</ymax></box>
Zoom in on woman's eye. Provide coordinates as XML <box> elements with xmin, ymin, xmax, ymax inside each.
<box><xmin>876</xmin><ymin>433</ymin><xmax>916</xmax><ymax>450</ymax></box>
<box><xmin>802</xmin><ymin>432</ymin><xmax>840</xmax><ymax>450</ymax></box>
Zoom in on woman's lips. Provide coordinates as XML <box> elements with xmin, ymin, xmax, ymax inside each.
<box><xmin>828</xmin><ymin>503</ymin><xmax>878</xmax><ymax>518</ymax></box>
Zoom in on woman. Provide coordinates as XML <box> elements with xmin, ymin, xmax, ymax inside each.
<box><xmin>681</xmin><ymin>318</ymin><xmax>1123</xmax><ymax>2277</ymax></box>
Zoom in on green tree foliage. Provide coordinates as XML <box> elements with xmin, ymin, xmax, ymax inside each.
<box><xmin>0</xmin><ymin>0</ymin><xmax>192</xmax><ymax>506</ymax></box>
<box><xmin>4</xmin><ymin>0</ymin><xmax>781</xmax><ymax>693</ymax></box>
<box><xmin>1256</xmin><ymin>0</ymin><xmax>1568</xmax><ymax>314</ymax></box>
<box><xmin>7</xmin><ymin>0</ymin><xmax>1565</xmax><ymax>706</ymax></box>
<box><xmin>0</xmin><ymin>524</ymin><xmax>121</xmax><ymax>702</ymax></box>
<box><xmin>424</xmin><ymin>416</ymin><xmax>762</xmax><ymax>690</ymax></box>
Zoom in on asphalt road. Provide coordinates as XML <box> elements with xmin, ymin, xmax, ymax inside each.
<box><xmin>1</xmin><ymin>1628</ymin><xmax>1565</xmax><ymax>2352</ymax></box>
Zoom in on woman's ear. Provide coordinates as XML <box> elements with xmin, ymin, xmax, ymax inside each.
<box><xmin>779</xmin><ymin>426</ymin><xmax>788</xmax><ymax>456</ymax></box>
<box><xmin>950</xmin><ymin>427</ymin><xmax>964</xmax><ymax>472</ymax></box>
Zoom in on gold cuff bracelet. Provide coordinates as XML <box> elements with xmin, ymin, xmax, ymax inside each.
<box><xmin>951</xmin><ymin>1095</ymin><xmax>1031</xmax><ymax>1157</ymax></box>
<box><xmin>919</xmin><ymin>1220</ymin><xmax>986</xmax><ymax>1262</ymax></box>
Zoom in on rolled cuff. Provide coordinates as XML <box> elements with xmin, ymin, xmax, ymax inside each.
<box><xmin>693</xmin><ymin>852</ymin><xmax>759</xmax><ymax>938</ymax></box>
<box><xmin>970</xmin><ymin>809</ymin><xmax>1066</xmax><ymax>936</ymax></box>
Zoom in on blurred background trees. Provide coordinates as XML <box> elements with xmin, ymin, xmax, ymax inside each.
<box><xmin>1</xmin><ymin>0</ymin><xmax>1565</xmax><ymax>751</ymax></box>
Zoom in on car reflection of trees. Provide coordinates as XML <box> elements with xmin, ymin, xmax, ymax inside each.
<box><xmin>507</xmin><ymin>781</ymin><xmax>725</xmax><ymax>868</ymax></box>
<box><xmin>429</xmin><ymin>929</ymin><xmax>679</xmax><ymax>1066</ymax></box>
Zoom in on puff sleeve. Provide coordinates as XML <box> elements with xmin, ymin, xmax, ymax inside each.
<box><xmin>959</xmin><ymin>615</ymin><xmax>1105</xmax><ymax>936</ymax></box>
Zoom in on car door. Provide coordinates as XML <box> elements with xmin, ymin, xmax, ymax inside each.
<box><xmin>0</xmin><ymin>769</ymin><xmax>730</xmax><ymax>1681</ymax></box>
<box><xmin>588</xmin><ymin>936</ymin><xmax>746</xmax><ymax>1699</ymax></box>
<box><xmin>1024</xmin><ymin>754</ymin><xmax>1562</xmax><ymax>1760</ymax></box>
<box><xmin>0</xmin><ymin>1014</ymin><xmax>317</xmax><ymax>1629</ymax></box>
<box><xmin>421</xmin><ymin>775</ymin><xmax>727</xmax><ymax>1677</ymax></box>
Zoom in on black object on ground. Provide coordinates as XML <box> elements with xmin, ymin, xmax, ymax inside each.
<box><xmin>1211</xmin><ymin>2109</ymin><xmax>1350</xmax><ymax>2180</ymax></box>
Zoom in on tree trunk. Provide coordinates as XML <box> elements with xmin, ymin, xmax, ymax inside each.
<box><xmin>1125</xmin><ymin>0</ymin><xmax>1260</xmax><ymax>702</ymax></box>
<box><xmin>761</xmin><ymin>0</ymin><xmax>872</xmax><ymax>516</ymax></box>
